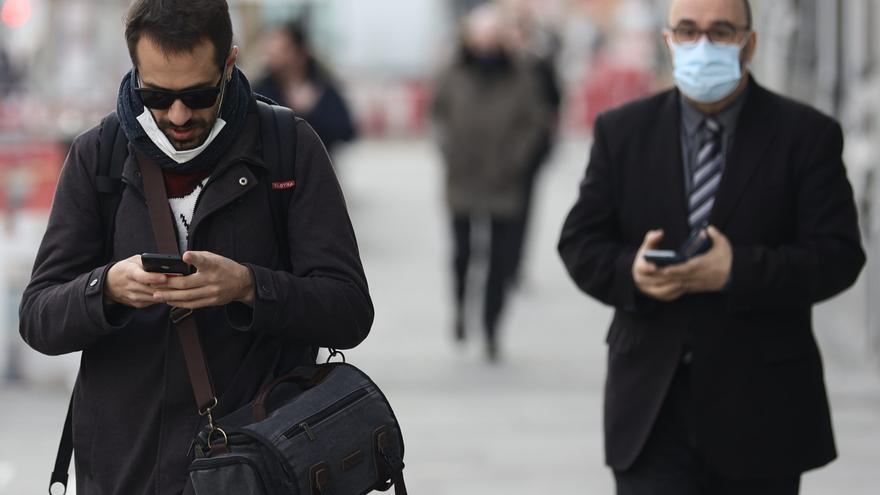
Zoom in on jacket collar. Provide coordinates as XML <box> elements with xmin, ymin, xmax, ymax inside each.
<box><xmin>679</xmin><ymin>84</ymin><xmax>749</xmax><ymax>140</ymax></box>
<box><xmin>123</xmin><ymin>99</ymin><xmax>267</xmax><ymax>192</ymax></box>
<box><xmin>211</xmin><ymin>99</ymin><xmax>267</xmax><ymax>176</ymax></box>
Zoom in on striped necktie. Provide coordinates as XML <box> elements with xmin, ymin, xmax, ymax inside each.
<box><xmin>688</xmin><ymin>118</ymin><xmax>723</xmax><ymax>229</ymax></box>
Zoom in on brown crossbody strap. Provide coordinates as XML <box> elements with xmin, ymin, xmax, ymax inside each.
<box><xmin>139</xmin><ymin>151</ymin><xmax>218</xmax><ymax>414</ymax></box>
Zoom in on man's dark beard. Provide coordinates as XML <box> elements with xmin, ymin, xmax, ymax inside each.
<box><xmin>157</xmin><ymin>117</ymin><xmax>212</xmax><ymax>150</ymax></box>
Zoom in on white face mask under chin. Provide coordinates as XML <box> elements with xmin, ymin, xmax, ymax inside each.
<box><xmin>136</xmin><ymin>110</ymin><xmax>227</xmax><ymax>164</ymax></box>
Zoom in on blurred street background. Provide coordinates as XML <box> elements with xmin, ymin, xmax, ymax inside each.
<box><xmin>1</xmin><ymin>0</ymin><xmax>880</xmax><ymax>493</ymax></box>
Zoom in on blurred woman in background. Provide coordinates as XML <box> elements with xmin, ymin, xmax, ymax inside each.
<box><xmin>255</xmin><ymin>21</ymin><xmax>357</xmax><ymax>156</ymax></box>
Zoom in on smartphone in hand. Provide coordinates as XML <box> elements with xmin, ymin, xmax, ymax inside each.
<box><xmin>141</xmin><ymin>253</ymin><xmax>194</xmax><ymax>276</ymax></box>
<box><xmin>642</xmin><ymin>228</ymin><xmax>713</xmax><ymax>267</ymax></box>
<box><xmin>643</xmin><ymin>249</ymin><xmax>683</xmax><ymax>267</ymax></box>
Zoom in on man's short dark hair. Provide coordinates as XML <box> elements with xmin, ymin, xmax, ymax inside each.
<box><xmin>125</xmin><ymin>0</ymin><xmax>233</xmax><ymax>70</ymax></box>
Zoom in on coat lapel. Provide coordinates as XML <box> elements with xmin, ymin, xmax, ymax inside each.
<box><xmin>653</xmin><ymin>90</ymin><xmax>690</xmax><ymax>243</ymax></box>
<box><xmin>710</xmin><ymin>79</ymin><xmax>777</xmax><ymax>229</ymax></box>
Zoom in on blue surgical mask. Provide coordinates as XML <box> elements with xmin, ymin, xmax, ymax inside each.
<box><xmin>670</xmin><ymin>37</ymin><xmax>747</xmax><ymax>104</ymax></box>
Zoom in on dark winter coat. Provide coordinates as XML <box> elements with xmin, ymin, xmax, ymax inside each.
<box><xmin>19</xmin><ymin>100</ymin><xmax>373</xmax><ymax>495</ymax></box>
<box><xmin>432</xmin><ymin>55</ymin><xmax>551</xmax><ymax>218</ymax></box>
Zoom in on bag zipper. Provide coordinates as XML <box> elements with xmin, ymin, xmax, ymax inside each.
<box><xmin>282</xmin><ymin>387</ymin><xmax>370</xmax><ymax>440</ymax></box>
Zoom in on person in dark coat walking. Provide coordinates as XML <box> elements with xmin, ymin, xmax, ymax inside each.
<box><xmin>18</xmin><ymin>1</ymin><xmax>372</xmax><ymax>494</ymax></box>
<box><xmin>254</xmin><ymin>21</ymin><xmax>357</xmax><ymax>157</ymax></box>
<box><xmin>558</xmin><ymin>0</ymin><xmax>864</xmax><ymax>493</ymax></box>
<box><xmin>509</xmin><ymin>12</ymin><xmax>563</xmax><ymax>285</ymax></box>
<box><xmin>433</xmin><ymin>4</ymin><xmax>550</xmax><ymax>361</ymax></box>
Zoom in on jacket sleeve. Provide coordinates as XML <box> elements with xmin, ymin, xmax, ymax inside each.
<box><xmin>506</xmin><ymin>70</ymin><xmax>552</xmax><ymax>174</ymax></box>
<box><xmin>726</xmin><ymin>120</ymin><xmax>866</xmax><ymax>311</ymax></box>
<box><xmin>557</xmin><ymin>115</ymin><xmax>655</xmax><ymax>313</ymax></box>
<box><xmin>230</xmin><ymin>123</ymin><xmax>374</xmax><ymax>349</ymax></box>
<box><xmin>19</xmin><ymin>130</ymin><xmax>129</xmax><ymax>356</ymax></box>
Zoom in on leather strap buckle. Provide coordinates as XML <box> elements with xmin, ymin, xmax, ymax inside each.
<box><xmin>171</xmin><ymin>307</ymin><xmax>193</xmax><ymax>324</ymax></box>
<box><xmin>325</xmin><ymin>348</ymin><xmax>346</xmax><ymax>363</ymax></box>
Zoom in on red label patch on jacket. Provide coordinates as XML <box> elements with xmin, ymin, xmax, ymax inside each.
<box><xmin>272</xmin><ymin>180</ymin><xmax>296</xmax><ymax>190</ymax></box>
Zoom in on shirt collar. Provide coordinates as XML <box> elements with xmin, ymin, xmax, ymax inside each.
<box><xmin>679</xmin><ymin>85</ymin><xmax>749</xmax><ymax>138</ymax></box>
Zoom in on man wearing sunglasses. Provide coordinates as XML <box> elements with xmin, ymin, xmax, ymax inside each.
<box><xmin>19</xmin><ymin>1</ymin><xmax>373</xmax><ymax>494</ymax></box>
<box><xmin>559</xmin><ymin>0</ymin><xmax>864</xmax><ymax>493</ymax></box>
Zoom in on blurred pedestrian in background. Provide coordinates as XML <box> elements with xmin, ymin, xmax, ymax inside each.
<box><xmin>559</xmin><ymin>0</ymin><xmax>865</xmax><ymax>493</ymax></box>
<box><xmin>508</xmin><ymin>6</ymin><xmax>564</xmax><ymax>285</ymax></box>
<box><xmin>0</xmin><ymin>47</ymin><xmax>21</xmax><ymax>97</ymax></box>
<box><xmin>433</xmin><ymin>3</ymin><xmax>550</xmax><ymax>362</ymax></box>
<box><xmin>255</xmin><ymin>21</ymin><xmax>357</xmax><ymax>156</ymax></box>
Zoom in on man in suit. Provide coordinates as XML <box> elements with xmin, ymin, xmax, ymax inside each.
<box><xmin>558</xmin><ymin>0</ymin><xmax>865</xmax><ymax>493</ymax></box>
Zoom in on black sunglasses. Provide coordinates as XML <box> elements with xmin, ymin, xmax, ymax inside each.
<box><xmin>135</xmin><ymin>72</ymin><xmax>225</xmax><ymax>110</ymax></box>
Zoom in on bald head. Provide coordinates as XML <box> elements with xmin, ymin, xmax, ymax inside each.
<box><xmin>463</xmin><ymin>4</ymin><xmax>509</xmax><ymax>55</ymax></box>
<box><xmin>668</xmin><ymin>0</ymin><xmax>752</xmax><ymax>30</ymax></box>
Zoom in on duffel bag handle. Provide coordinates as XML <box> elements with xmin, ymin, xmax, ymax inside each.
<box><xmin>252</xmin><ymin>365</ymin><xmax>336</xmax><ymax>421</ymax></box>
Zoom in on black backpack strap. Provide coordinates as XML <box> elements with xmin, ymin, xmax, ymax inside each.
<box><xmin>256</xmin><ymin>101</ymin><xmax>323</xmax><ymax>363</ymax></box>
<box><xmin>49</xmin><ymin>396</ymin><xmax>73</xmax><ymax>494</ymax></box>
<box><xmin>257</xmin><ymin>101</ymin><xmax>298</xmax><ymax>271</ymax></box>
<box><xmin>96</xmin><ymin>112</ymin><xmax>125</xmax><ymax>191</ymax></box>
<box><xmin>96</xmin><ymin>112</ymin><xmax>129</xmax><ymax>261</ymax></box>
<box><xmin>393</xmin><ymin>469</ymin><xmax>408</xmax><ymax>495</ymax></box>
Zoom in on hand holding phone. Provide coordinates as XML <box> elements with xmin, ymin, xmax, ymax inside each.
<box><xmin>141</xmin><ymin>253</ymin><xmax>194</xmax><ymax>276</ymax></box>
<box><xmin>642</xmin><ymin>249</ymin><xmax>682</xmax><ymax>267</ymax></box>
<box><xmin>633</xmin><ymin>229</ymin><xmax>688</xmax><ymax>302</ymax></box>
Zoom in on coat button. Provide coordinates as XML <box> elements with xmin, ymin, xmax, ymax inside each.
<box><xmin>89</xmin><ymin>278</ymin><xmax>99</xmax><ymax>287</ymax></box>
<box><xmin>239</xmin><ymin>177</ymin><xmax>248</xmax><ymax>186</ymax></box>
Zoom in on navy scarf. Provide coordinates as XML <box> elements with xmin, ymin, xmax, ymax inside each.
<box><xmin>116</xmin><ymin>66</ymin><xmax>253</xmax><ymax>173</ymax></box>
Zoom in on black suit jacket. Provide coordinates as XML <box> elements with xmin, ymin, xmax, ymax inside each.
<box><xmin>558</xmin><ymin>78</ymin><xmax>865</xmax><ymax>477</ymax></box>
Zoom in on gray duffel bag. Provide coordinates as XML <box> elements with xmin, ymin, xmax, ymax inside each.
<box><xmin>188</xmin><ymin>362</ymin><xmax>407</xmax><ymax>495</ymax></box>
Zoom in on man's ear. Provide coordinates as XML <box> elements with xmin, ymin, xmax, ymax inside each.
<box><xmin>742</xmin><ymin>32</ymin><xmax>757</xmax><ymax>66</ymax></box>
<box><xmin>225</xmin><ymin>46</ymin><xmax>239</xmax><ymax>80</ymax></box>
<box><xmin>662</xmin><ymin>31</ymin><xmax>674</xmax><ymax>61</ymax></box>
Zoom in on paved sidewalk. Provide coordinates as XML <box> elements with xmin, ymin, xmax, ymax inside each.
<box><xmin>1</xmin><ymin>137</ymin><xmax>878</xmax><ymax>494</ymax></box>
